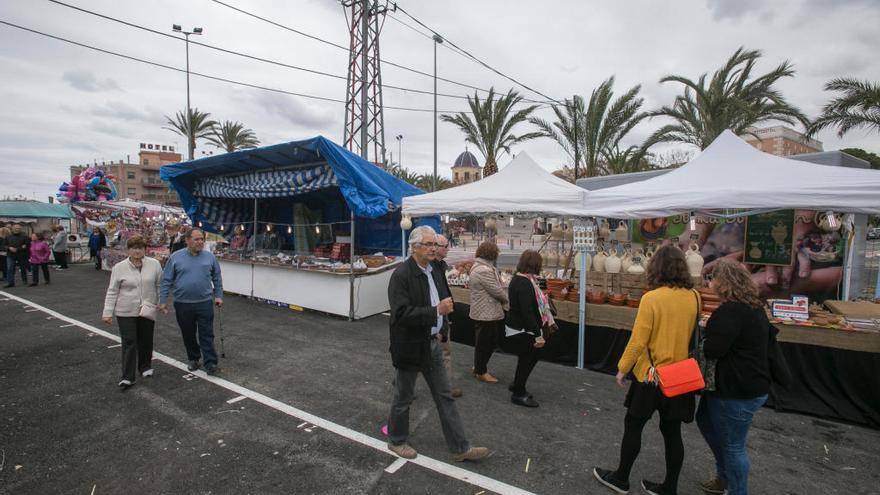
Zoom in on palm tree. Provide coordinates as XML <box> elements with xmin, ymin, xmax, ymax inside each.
<box><xmin>530</xmin><ymin>77</ymin><xmax>647</xmax><ymax>178</ymax></box>
<box><xmin>644</xmin><ymin>47</ymin><xmax>810</xmax><ymax>150</ymax></box>
<box><xmin>415</xmin><ymin>173</ymin><xmax>453</xmax><ymax>191</ymax></box>
<box><xmin>440</xmin><ymin>88</ymin><xmax>542</xmax><ymax>176</ymax></box>
<box><xmin>162</xmin><ymin>108</ymin><xmax>217</xmax><ymax>160</ymax></box>
<box><xmin>600</xmin><ymin>145</ymin><xmax>653</xmax><ymax>176</ymax></box>
<box><xmin>807</xmin><ymin>78</ymin><xmax>880</xmax><ymax>138</ymax></box>
<box><xmin>206</xmin><ymin>120</ymin><xmax>260</xmax><ymax>152</ymax></box>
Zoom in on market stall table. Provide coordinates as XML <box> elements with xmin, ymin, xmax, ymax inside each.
<box><xmin>448</xmin><ymin>286</ymin><xmax>880</xmax><ymax>428</ymax></box>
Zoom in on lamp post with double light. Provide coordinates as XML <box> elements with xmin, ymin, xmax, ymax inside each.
<box><xmin>432</xmin><ymin>34</ymin><xmax>444</xmax><ymax>192</ymax></box>
<box><xmin>172</xmin><ymin>24</ymin><xmax>203</xmax><ymax>161</ymax></box>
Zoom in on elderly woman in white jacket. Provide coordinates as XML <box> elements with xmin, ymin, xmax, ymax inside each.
<box><xmin>102</xmin><ymin>235</ymin><xmax>163</xmax><ymax>388</ymax></box>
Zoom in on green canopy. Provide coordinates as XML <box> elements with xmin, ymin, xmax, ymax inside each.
<box><xmin>0</xmin><ymin>201</ymin><xmax>73</xmax><ymax>220</ymax></box>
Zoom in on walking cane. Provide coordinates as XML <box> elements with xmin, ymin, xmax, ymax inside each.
<box><xmin>217</xmin><ymin>304</ymin><xmax>227</xmax><ymax>358</ymax></box>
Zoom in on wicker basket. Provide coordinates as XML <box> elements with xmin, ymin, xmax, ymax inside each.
<box><xmin>362</xmin><ymin>255</ymin><xmax>387</xmax><ymax>268</ymax></box>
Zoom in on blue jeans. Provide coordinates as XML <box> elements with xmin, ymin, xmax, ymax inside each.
<box><xmin>174</xmin><ymin>301</ymin><xmax>218</xmax><ymax>367</ymax></box>
<box><xmin>6</xmin><ymin>256</ymin><xmax>28</xmax><ymax>285</ymax></box>
<box><xmin>697</xmin><ymin>394</ymin><xmax>767</xmax><ymax>495</ymax></box>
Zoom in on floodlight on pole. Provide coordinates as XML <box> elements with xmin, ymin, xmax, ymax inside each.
<box><xmin>172</xmin><ymin>24</ymin><xmax>203</xmax><ymax>161</ymax></box>
<box><xmin>395</xmin><ymin>134</ymin><xmax>403</xmax><ymax>168</ymax></box>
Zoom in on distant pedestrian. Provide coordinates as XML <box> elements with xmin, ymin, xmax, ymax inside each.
<box><xmin>169</xmin><ymin>224</ymin><xmax>187</xmax><ymax>253</ymax></box>
<box><xmin>0</xmin><ymin>226</ymin><xmax>9</xmax><ymax>281</ymax></box>
<box><xmin>386</xmin><ymin>225</ymin><xmax>490</xmax><ymax>462</ymax></box>
<box><xmin>52</xmin><ymin>225</ymin><xmax>69</xmax><ymax>269</ymax></box>
<box><xmin>230</xmin><ymin>228</ymin><xmax>248</xmax><ymax>251</ymax></box>
<box><xmin>158</xmin><ymin>228</ymin><xmax>224</xmax><ymax>375</ymax></box>
<box><xmin>696</xmin><ymin>259</ymin><xmax>790</xmax><ymax>495</ymax></box>
<box><xmin>89</xmin><ymin>227</ymin><xmax>107</xmax><ymax>270</ymax></box>
<box><xmin>469</xmin><ymin>241</ymin><xmax>508</xmax><ymax>385</ymax></box>
<box><xmin>502</xmin><ymin>250</ymin><xmax>550</xmax><ymax>408</ymax></box>
<box><xmin>594</xmin><ymin>245</ymin><xmax>701</xmax><ymax>495</ymax></box>
<box><xmin>102</xmin><ymin>235</ymin><xmax>163</xmax><ymax>388</ymax></box>
<box><xmin>28</xmin><ymin>232</ymin><xmax>51</xmax><ymax>286</ymax></box>
<box><xmin>4</xmin><ymin>224</ymin><xmax>30</xmax><ymax>288</ymax></box>
<box><xmin>431</xmin><ymin>234</ymin><xmax>462</xmax><ymax>397</ymax></box>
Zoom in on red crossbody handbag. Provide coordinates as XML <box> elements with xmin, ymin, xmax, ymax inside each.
<box><xmin>646</xmin><ymin>290</ymin><xmax>705</xmax><ymax>397</ymax></box>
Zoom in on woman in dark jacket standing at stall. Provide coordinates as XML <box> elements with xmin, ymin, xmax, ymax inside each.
<box><xmin>696</xmin><ymin>258</ymin><xmax>789</xmax><ymax>495</ymax></box>
<box><xmin>503</xmin><ymin>250</ymin><xmax>551</xmax><ymax>408</ymax></box>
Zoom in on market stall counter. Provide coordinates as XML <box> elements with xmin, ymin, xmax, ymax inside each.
<box><xmin>448</xmin><ymin>285</ymin><xmax>880</xmax><ymax>428</ymax></box>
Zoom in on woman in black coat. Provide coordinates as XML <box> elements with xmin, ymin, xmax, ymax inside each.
<box><xmin>503</xmin><ymin>250</ymin><xmax>553</xmax><ymax>407</ymax></box>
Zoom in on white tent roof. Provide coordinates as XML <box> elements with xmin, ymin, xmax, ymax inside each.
<box><xmin>402</xmin><ymin>152</ymin><xmax>588</xmax><ymax>217</ymax></box>
<box><xmin>582</xmin><ymin>130</ymin><xmax>880</xmax><ymax>218</ymax></box>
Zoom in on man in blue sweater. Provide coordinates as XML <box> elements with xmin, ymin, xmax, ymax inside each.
<box><xmin>159</xmin><ymin>228</ymin><xmax>224</xmax><ymax>374</ymax></box>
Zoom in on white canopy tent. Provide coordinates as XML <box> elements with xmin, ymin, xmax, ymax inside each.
<box><xmin>402</xmin><ymin>152</ymin><xmax>588</xmax><ymax>217</ymax></box>
<box><xmin>581</xmin><ymin>130</ymin><xmax>880</xmax><ymax>218</ymax></box>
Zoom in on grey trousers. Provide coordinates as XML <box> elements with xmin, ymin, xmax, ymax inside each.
<box><xmin>388</xmin><ymin>340</ymin><xmax>470</xmax><ymax>454</ymax></box>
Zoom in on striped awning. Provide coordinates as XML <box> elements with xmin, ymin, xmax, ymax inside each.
<box><xmin>194</xmin><ymin>164</ymin><xmax>337</xmax><ymax>199</ymax></box>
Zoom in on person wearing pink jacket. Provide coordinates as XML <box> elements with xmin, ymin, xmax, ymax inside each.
<box><xmin>28</xmin><ymin>232</ymin><xmax>51</xmax><ymax>286</ymax></box>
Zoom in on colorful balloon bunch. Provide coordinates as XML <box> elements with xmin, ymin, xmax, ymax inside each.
<box><xmin>58</xmin><ymin>167</ymin><xmax>118</xmax><ymax>203</ymax></box>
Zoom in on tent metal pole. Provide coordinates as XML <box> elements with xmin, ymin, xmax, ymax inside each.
<box><xmin>577</xmin><ymin>248</ymin><xmax>587</xmax><ymax>369</ymax></box>
<box><xmin>251</xmin><ymin>198</ymin><xmax>257</xmax><ymax>298</ymax></box>
<box><xmin>349</xmin><ymin>211</ymin><xmax>356</xmax><ymax>321</ymax></box>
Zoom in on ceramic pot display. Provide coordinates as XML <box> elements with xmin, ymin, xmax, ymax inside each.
<box><xmin>685</xmin><ymin>243</ymin><xmax>704</xmax><ymax>277</ymax></box>
<box><xmin>621</xmin><ymin>247</ymin><xmax>633</xmax><ymax>272</ymax></box>
<box><xmin>626</xmin><ymin>256</ymin><xmax>645</xmax><ymax>274</ymax></box>
<box><xmin>575</xmin><ymin>251</ymin><xmax>592</xmax><ymax>272</ymax></box>
<box><xmin>815</xmin><ymin>211</ymin><xmax>841</xmax><ymax>232</ymax></box>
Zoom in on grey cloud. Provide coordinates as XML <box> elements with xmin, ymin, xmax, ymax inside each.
<box><xmin>89</xmin><ymin>101</ymin><xmax>163</xmax><ymax>123</ymax></box>
<box><xmin>705</xmin><ymin>0</ymin><xmax>768</xmax><ymax>21</ymax></box>
<box><xmin>253</xmin><ymin>92</ymin><xmax>336</xmax><ymax>130</ymax></box>
<box><xmin>91</xmin><ymin>120</ymin><xmax>134</xmax><ymax>139</ymax></box>
<box><xmin>62</xmin><ymin>70</ymin><xmax>121</xmax><ymax>92</ymax></box>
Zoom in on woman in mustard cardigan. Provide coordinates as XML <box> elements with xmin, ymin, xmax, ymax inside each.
<box><xmin>594</xmin><ymin>245</ymin><xmax>701</xmax><ymax>495</ymax></box>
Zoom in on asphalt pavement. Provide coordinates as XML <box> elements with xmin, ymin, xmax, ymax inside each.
<box><xmin>1</xmin><ymin>263</ymin><xmax>878</xmax><ymax>494</ymax></box>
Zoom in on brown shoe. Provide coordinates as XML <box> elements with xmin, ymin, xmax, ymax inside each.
<box><xmin>453</xmin><ymin>446</ymin><xmax>491</xmax><ymax>462</ymax></box>
<box><xmin>700</xmin><ymin>478</ymin><xmax>727</xmax><ymax>494</ymax></box>
<box><xmin>387</xmin><ymin>442</ymin><xmax>417</xmax><ymax>459</ymax></box>
<box><xmin>451</xmin><ymin>388</ymin><xmax>463</xmax><ymax>398</ymax></box>
<box><xmin>474</xmin><ymin>373</ymin><xmax>498</xmax><ymax>383</ymax></box>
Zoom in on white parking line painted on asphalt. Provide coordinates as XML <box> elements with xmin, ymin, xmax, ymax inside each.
<box><xmin>107</xmin><ymin>344</ymin><xmax>122</xmax><ymax>349</ymax></box>
<box><xmin>1</xmin><ymin>291</ymin><xmax>535</xmax><ymax>495</ymax></box>
<box><xmin>384</xmin><ymin>457</ymin><xmax>408</xmax><ymax>474</ymax></box>
<box><xmin>59</xmin><ymin>323</ymin><xmax>76</xmax><ymax>328</ymax></box>
<box><xmin>226</xmin><ymin>395</ymin><xmax>247</xmax><ymax>404</ymax></box>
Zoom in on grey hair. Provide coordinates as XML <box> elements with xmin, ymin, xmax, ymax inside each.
<box><xmin>408</xmin><ymin>225</ymin><xmax>436</xmax><ymax>246</ymax></box>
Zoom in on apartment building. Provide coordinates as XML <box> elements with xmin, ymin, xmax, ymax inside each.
<box><xmin>740</xmin><ymin>126</ymin><xmax>823</xmax><ymax>156</ymax></box>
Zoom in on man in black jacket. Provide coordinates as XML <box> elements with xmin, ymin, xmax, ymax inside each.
<box><xmin>430</xmin><ymin>234</ymin><xmax>462</xmax><ymax>398</ymax></box>
<box><xmin>4</xmin><ymin>224</ymin><xmax>30</xmax><ymax>288</ymax></box>
<box><xmin>386</xmin><ymin>225</ymin><xmax>489</xmax><ymax>462</ymax></box>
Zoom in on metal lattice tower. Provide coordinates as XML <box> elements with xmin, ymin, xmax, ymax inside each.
<box><xmin>342</xmin><ymin>0</ymin><xmax>389</xmax><ymax>165</ymax></box>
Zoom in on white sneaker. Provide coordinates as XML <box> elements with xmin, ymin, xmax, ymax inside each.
<box><xmin>141</xmin><ymin>369</ymin><xmax>154</xmax><ymax>377</ymax></box>
<box><xmin>118</xmin><ymin>379</ymin><xmax>133</xmax><ymax>387</ymax></box>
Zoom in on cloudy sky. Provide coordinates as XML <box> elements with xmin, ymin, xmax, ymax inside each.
<box><xmin>1</xmin><ymin>0</ymin><xmax>878</xmax><ymax>201</ymax></box>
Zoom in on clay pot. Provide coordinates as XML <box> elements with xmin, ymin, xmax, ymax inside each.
<box><xmin>593</xmin><ymin>250</ymin><xmax>607</xmax><ymax>272</ymax></box>
<box><xmin>608</xmin><ymin>293</ymin><xmax>626</xmax><ymax>306</ymax></box>
<box><xmin>614</xmin><ymin>221</ymin><xmax>629</xmax><ymax>242</ymax></box>
<box><xmin>598</xmin><ymin>219</ymin><xmax>611</xmax><ymax>240</ymax></box>
<box><xmin>587</xmin><ymin>290</ymin><xmax>607</xmax><ymax>304</ymax></box>
<box><xmin>621</xmin><ymin>248</ymin><xmax>633</xmax><ymax>272</ymax></box>
<box><xmin>685</xmin><ymin>243</ymin><xmax>704</xmax><ymax>277</ymax></box>
<box><xmin>604</xmin><ymin>251</ymin><xmax>622</xmax><ymax>274</ymax></box>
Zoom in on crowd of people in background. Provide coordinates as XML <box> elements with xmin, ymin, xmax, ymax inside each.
<box><xmin>1</xmin><ymin>222</ymin><xmax>76</xmax><ymax>288</ymax></box>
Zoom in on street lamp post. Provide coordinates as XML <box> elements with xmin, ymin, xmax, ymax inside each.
<box><xmin>432</xmin><ymin>34</ymin><xmax>444</xmax><ymax>192</ymax></box>
<box><xmin>172</xmin><ymin>24</ymin><xmax>203</xmax><ymax>161</ymax></box>
<box><xmin>395</xmin><ymin>134</ymin><xmax>403</xmax><ymax>169</ymax></box>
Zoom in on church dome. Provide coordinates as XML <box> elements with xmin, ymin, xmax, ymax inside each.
<box><xmin>452</xmin><ymin>150</ymin><xmax>480</xmax><ymax>168</ymax></box>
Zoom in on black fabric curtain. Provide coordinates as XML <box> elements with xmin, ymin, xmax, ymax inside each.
<box><xmin>449</xmin><ymin>302</ymin><xmax>880</xmax><ymax>428</ymax></box>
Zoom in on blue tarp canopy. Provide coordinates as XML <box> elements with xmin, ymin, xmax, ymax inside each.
<box><xmin>160</xmin><ymin>136</ymin><xmax>436</xmax><ymax>255</ymax></box>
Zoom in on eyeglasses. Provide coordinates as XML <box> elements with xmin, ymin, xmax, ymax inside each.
<box><xmin>415</xmin><ymin>242</ymin><xmax>439</xmax><ymax>248</ymax></box>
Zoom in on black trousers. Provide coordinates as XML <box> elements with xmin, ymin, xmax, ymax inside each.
<box><xmin>473</xmin><ymin>319</ymin><xmax>502</xmax><ymax>375</ymax></box>
<box><xmin>53</xmin><ymin>251</ymin><xmax>68</xmax><ymax>269</ymax></box>
<box><xmin>30</xmin><ymin>263</ymin><xmax>50</xmax><ymax>284</ymax></box>
<box><xmin>503</xmin><ymin>332</ymin><xmax>542</xmax><ymax>396</ymax></box>
<box><xmin>117</xmin><ymin>316</ymin><xmax>155</xmax><ymax>382</ymax></box>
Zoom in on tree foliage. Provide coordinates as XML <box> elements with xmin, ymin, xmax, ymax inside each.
<box><xmin>206</xmin><ymin>120</ymin><xmax>260</xmax><ymax>152</ymax></box>
<box><xmin>808</xmin><ymin>78</ymin><xmax>880</xmax><ymax>138</ymax></box>
<box><xmin>644</xmin><ymin>47</ymin><xmax>809</xmax><ymax>150</ymax></box>
<box><xmin>440</xmin><ymin>88</ymin><xmax>542</xmax><ymax>176</ymax></box>
<box><xmin>162</xmin><ymin>108</ymin><xmax>218</xmax><ymax>159</ymax></box>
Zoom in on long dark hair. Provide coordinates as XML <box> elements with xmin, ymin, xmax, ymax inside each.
<box><xmin>646</xmin><ymin>245</ymin><xmax>693</xmax><ymax>290</ymax></box>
